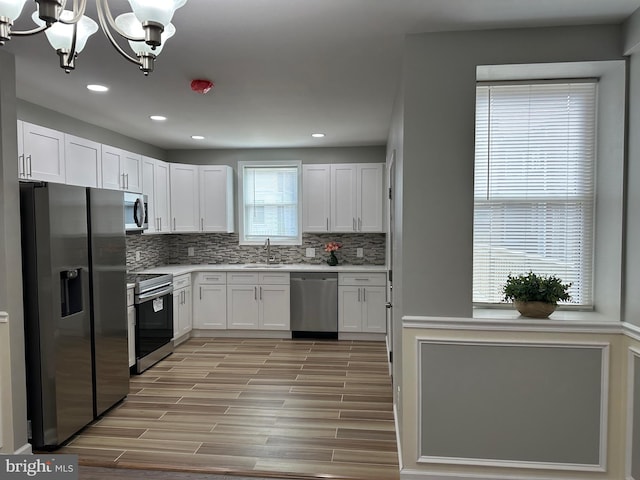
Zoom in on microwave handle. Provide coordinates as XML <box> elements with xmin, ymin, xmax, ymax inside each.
<box><xmin>133</xmin><ymin>197</ymin><xmax>144</xmax><ymax>228</ymax></box>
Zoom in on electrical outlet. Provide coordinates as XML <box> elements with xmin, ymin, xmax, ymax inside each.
<box><xmin>305</xmin><ymin>247</ymin><xmax>315</xmax><ymax>258</ymax></box>
<box><xmin>135</xmin><ymin>251</ymin><xmax>141</xmax><ymax>261</ymax></box>
<box><xmin>188</xmin><ymin>247</ymin><xmax>195</xmax><ymax>257</ymax></box>
<box><xmin>356</xmin><ymin>248</ymin><xmax>364</xmax><ymax>258</ymax></box>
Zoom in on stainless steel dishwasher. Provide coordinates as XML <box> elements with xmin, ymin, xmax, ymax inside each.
<box><xmin>290</xmin><ymin>272</ymin><xmax>338</xmax><ymax>339</ymax></box>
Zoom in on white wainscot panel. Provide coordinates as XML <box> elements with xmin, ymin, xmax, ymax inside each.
<box><xmin>417</xmin><ymin>339</ymin><xmax>609</xmax><ymax>473</ymax></box>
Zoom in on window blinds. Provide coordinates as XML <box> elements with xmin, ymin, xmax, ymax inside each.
<box><xmin>473</xmin><ymin>82</ymin><xmax>596</xmax><ymax>305</ymax></box>
<box><xmin>242</xmin><ymin>165</ymin><xmax>299</xmax><ymax>242</ymax></box>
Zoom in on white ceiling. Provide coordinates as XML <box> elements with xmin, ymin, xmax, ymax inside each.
<box><xmin>4</xmin><ymin>0</ymin><xmax>640</xmax><ymax>150</ymax></box>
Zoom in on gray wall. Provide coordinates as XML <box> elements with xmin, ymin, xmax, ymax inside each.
<box><xmin>399</xmin><ymin>25</ymin><xmax>624</xmax><ymax>319</ymax></box>
<box><xmin>625</xmin><ymin>17</ymin><xmax>640</xmax><ymax>326</ymax></box>
<box><xmin>0</xmin><ymin>50</ymin><xmax>28</xmax><ymax>453</ymax></box>
<box><xmin>17</xmin><ymin>100</ymin><xmax>166</xmax><ymax>160</ymax></box>
<box><xmin>420</xmin><ymin>342</ymin><xmax>603</xmax><ymax>465</ymax></box>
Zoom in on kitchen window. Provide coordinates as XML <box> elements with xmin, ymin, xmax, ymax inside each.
<box><xmin>473</xmin><ymin>81</ymin><xmax>597</xmax><ymax>306</ymax></box>
<box><xmin>238</xmin><ymin>161</ymin><xmax>302</xmax><ymax>245</ymax></box>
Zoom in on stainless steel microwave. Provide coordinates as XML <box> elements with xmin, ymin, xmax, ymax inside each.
<box><xmin>124</xmin><ymin>192</ymin><xmax>148</xmax><ymax>232</ymax></box>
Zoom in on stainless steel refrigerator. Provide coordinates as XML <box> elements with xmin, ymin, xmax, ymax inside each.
<box><xmin>20</xmin><ymin>182</ymin><xmax>129</xmax><ymax>450</ymax></box>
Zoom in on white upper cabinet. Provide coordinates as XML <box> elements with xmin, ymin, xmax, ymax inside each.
<box><xmin>302</xmin><ymin>164</ymin><xmax>331</xmax><ymax>232</ymax></box>
<box><xmin>142</xmin><ymin>157</ymin><xmax>156</xmax><ymax>232</ymax></box>
<box><xmin>169</xmin><ymin>163</ymin><xmax>200</xmax><ymax>232</ymax></box>
<box><xmin>330</xmin><ymin>163</ymin><xmax>384</xmax><ymax>233</ymax></box>
<box><xmin>199</xmin><ymin>165</ymin><xmax>234</xmax><ymax>232</ymax></box>
<box><xmin>18</xmin><ymin>121</ymin><xmax>65</xmax><ymax>183</ymax></box>
<box><xmin>154</xmin><ymin>161</ymin><xmax>171</xmax><ymax>233</ymax></box>
<box><xmin>142</xmin><ymin>157</ymin><xmax>171</xmax><ymax>234</ymax></box>
<box><xmin>356</xmin><ymin>163</ymin><xmax>385</xmax><ymax>232</ymax></box>
<box><xmin>100</xmin><ymin>145</ymin><xmax>143</xmax><ymax>193</ymax></box>
<box><xmin>330</xmin><ymin>164</ymin><xmax>358</xmax><ymax>232</ymax></box>
<box><xmin>65</xmin><ymin>134</ymin><xmax>101</xmax><ymax>188</ymax></box>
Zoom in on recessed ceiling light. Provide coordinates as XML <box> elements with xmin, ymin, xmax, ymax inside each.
<box><xmin>87</xmin><ymin>84</ymin><xmax>109</xmax><ymax>92</ymax></box>
<box><xmin>311</xmin><ymin>133</ymin><xmax>326</xmax><ymax>138</ymax></box>
<box><xmin>150</xmin><ymin>115</ymin><xmax>167</xmax><ymax>121</ymax></box>
<box><xmin>191</xmin><ymin>135</ymin><xmax>205</xmax><ymax>140</ymax></box>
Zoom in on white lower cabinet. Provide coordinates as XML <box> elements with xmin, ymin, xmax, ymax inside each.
<box><xmin>338</xmin><ymin>273</ymin><xmax>386</xmax><ymax>333</ymax></box>
<box><xmin>193</xmin><ymin>272</ymin><xmax>227</xmax><ymax>329</ymax></box>
<box><xmin>227</xmin><ymin>272</ymin><xmax>290</xmax><ymax>330</ymax></box>
<box><xmin>127</xmin><ymin>287</ymin><xmax>135</xmax><ymax>368</ymax></box>
<box><xmin>173</xmin><ymin>274</ymin><xmax>192</xmax><ymax>341</ymax></box>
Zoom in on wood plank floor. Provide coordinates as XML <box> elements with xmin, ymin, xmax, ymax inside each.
<box><xmin>59</xmin><ymin>338</ymin><xmax>399</xmax><ymax>480</ymax></box>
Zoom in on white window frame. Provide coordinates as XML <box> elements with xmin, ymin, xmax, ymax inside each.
<box><xmin>472</xmin><ymin>80</ymin><xmax>597</xmax><ymax>308</ymax></box>
<box><xmin>238</xmin><ymin>160</ymin><xmax>302</xmax><ymax>246</ymax></box>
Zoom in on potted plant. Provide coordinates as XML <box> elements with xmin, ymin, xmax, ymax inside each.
<box><xmin>502</xmin><ymin>272</ymin><xmax>572</xmax><ymax>318</ymax></box>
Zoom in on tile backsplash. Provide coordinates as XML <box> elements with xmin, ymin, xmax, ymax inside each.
<box><xmin>127</xmin><ymin>233</ymin><xmax>385</xmax><ymax>272</ymax></box>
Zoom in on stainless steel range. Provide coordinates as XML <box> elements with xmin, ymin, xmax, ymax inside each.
<box><xmin>127</xmin><ymin>273</ymin><xmax>174</xmax><ymax>373</ymax></box>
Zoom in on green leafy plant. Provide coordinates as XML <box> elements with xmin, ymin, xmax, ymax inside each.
<box><xmin>502</xmin><ymin>272</ymin><xmax>572</xmax><ymax>304</ymax></box>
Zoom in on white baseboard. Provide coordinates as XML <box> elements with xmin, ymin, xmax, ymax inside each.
<box><xmin>394</xmin><ymin>402</ymin><xmax>403</xmax><ymax>471</ymax></box>
<box><xmin>189</xmin><ymin>329</ymin><xmax>292</xmax><ymax>339</ymax></box>
<box><xmin>400</xmin><ymin>468</ymin><xmax>600</xmax><ymax>480</ymax></box>
<box><xmin>339</xmin><ymin>332</ymin><xmax>386</xmax><ymax>341</ymax></box>
<box><xmin>14</xmin><ymin>443</ymin><xmax>32</xmax><ymax>455</ymax></box>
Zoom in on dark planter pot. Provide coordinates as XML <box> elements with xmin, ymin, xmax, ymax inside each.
<box><xmin>514</xmin><ymin>300</ymin><xmax>557</xmax><ymax>318</ymax></box>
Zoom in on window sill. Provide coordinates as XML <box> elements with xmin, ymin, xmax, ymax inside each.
<box><xmin>403</xmin><ymin>309</ymin><xmax>621</xmax><ymax>335</ymax></box>
<box><xmin>472</xmin><ymin>307</ymin><xmax>616</xmax><ymax>323</ymax></box>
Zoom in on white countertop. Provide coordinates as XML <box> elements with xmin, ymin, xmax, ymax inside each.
<box><xmin>135</xmin><ymin>263</ymin><xmax>387</xmax><ymax>276</ymax></box>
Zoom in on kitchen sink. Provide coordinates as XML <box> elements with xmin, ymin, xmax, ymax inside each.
<box><xmin>242</xmin><ymin>263</ymin><xmax>283</xmax><ymax>268</ymax></box>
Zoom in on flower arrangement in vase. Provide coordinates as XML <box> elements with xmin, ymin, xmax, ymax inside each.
<box><xmin>324</xmin><ymin>242</ymin><xmax>342</xmax><ymax>266</ymax></box>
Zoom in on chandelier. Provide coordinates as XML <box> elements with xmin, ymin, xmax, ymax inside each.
<box><xmin>0</xmin><ymin>0</ymin><xmax>188</xmax><ymax>75</ymax></box>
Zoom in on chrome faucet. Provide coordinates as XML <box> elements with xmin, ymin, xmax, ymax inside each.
<box><xmin>263</xmin><ymin>237</ymin><xmax>273</xmax><ymax>264</ymax></box>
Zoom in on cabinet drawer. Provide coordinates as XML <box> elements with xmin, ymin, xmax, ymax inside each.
<box><xmin>195</xmin><ymin>272</ymin><xmax>226</xmax><ymax>284</ymax></box>
<box><xmin>227</xmin><ymin>272</ymin><xmax>259</xmax><ymax>284</ymax></box>
<box><xmin>339</xmin><ymin>272</ymin><xmax>386</xmax><ymax>287</ymax></box>
<box><xmin>173</xmin><ymin>273</ymin><xmax>191</xmax><ymax>289</ymax></box>
<box><xmin>259</xmin><ymin>272</ymin><xmax>290</xmax><ymax>285</ymax></box>
<box><xmin>126</xmin><ymin>287</ymin><xmax>134</xmax><ymax>307</ymax></box>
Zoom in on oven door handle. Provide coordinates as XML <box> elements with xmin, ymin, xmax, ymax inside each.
<box><xmin>136</xmin><ymin>285</ymin><xmax>174</xmax><ymax>304</ymax></box>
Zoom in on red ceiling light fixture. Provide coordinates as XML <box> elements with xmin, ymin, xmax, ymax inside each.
<box><xmin>190</xmin><ymin>79</ymin><xmax>213</xmax><ymax>94</ymax></box>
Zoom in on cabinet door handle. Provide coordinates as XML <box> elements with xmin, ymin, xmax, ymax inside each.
<box><xmin>27</xmin><ymin>155</ymin><xmax>32</xmax><ymax>177</ymax></box>
<box><xmin>121</xmin><ymin>173</ymin><xmax>125</xmax><ymax>189</ymax></box>
<box><xmin>201</xmin><ymin>218</ymin><xmax>204</xmax><ymax>231</ymax></box>
<box><xmin>353</xmin><ymin>218</ymin><xmax>356</xmax><ymax>231</ymax></box>
<box><xmin>363</xmin><ymin>288</ymin><xmax>366</xmax><ymax>302</ymax></box>
<box><xmin>200</xmin><ymin>286</ymin><xmax>202</xmax><ymax>300</ymax></box>
<box><xmin>357</xmin><ymin>288</ymin><xmax>361</xmax><ymax>302</ymax></box>
<box><xmin>254</xmin><ymin>286</ymin><xmax>257</xmax><ymax>300</ymax></box>
<box><xmin>173</xmin><ymin>218</ymin><xmax>176</xmax><ymax>230</ymax></box>
<box><xmin>358</xmin><ymin>217</ymin><xmax>362</xmax><ymax>231</ymax></box>
<box><xmin>126</xmin><ymin>173</ymin><xmax>129</xmax><ymax>189</ymax></box>
<box><xmin>260</xmin><ymin>286</ymin><xmax>262</xmax><ymax>300</ymax></box>
<box><xmin>159</xmin><ymin>217</ymin><xmax>162</xmax><ymax>231</ymax></box>
<box><xmin>18</xmin><ymin>154</ymin><xmax>24</xmax><ymax>177</ymax></box>
<box><xmin>326</xmin><ymin>218</ymin><xmax>329</xmax><ymax>231</ymax></box>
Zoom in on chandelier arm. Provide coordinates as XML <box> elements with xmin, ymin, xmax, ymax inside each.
<box><xmin>58</xmin><ymin>0</ymin><xmax>88</xmax><ymax>25</ymax></box>
<box><xmin>96</xmin><ymin>0</ymin><xmax>143</xmax><ymax>67</ymax></box>
<box><xmin>67</xmin><ymin>16</ymin><xmax>78</xmax><ymax>61</ymax></box>
<box><xmin>97</xmin><ymin>0</ymin><xmax>144</xmax><ymax>42</ymax></box>
<box><xmin>11</xmin><ymin>25</ymin><xmax>49</xmax><ymax>36</ymax></box>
